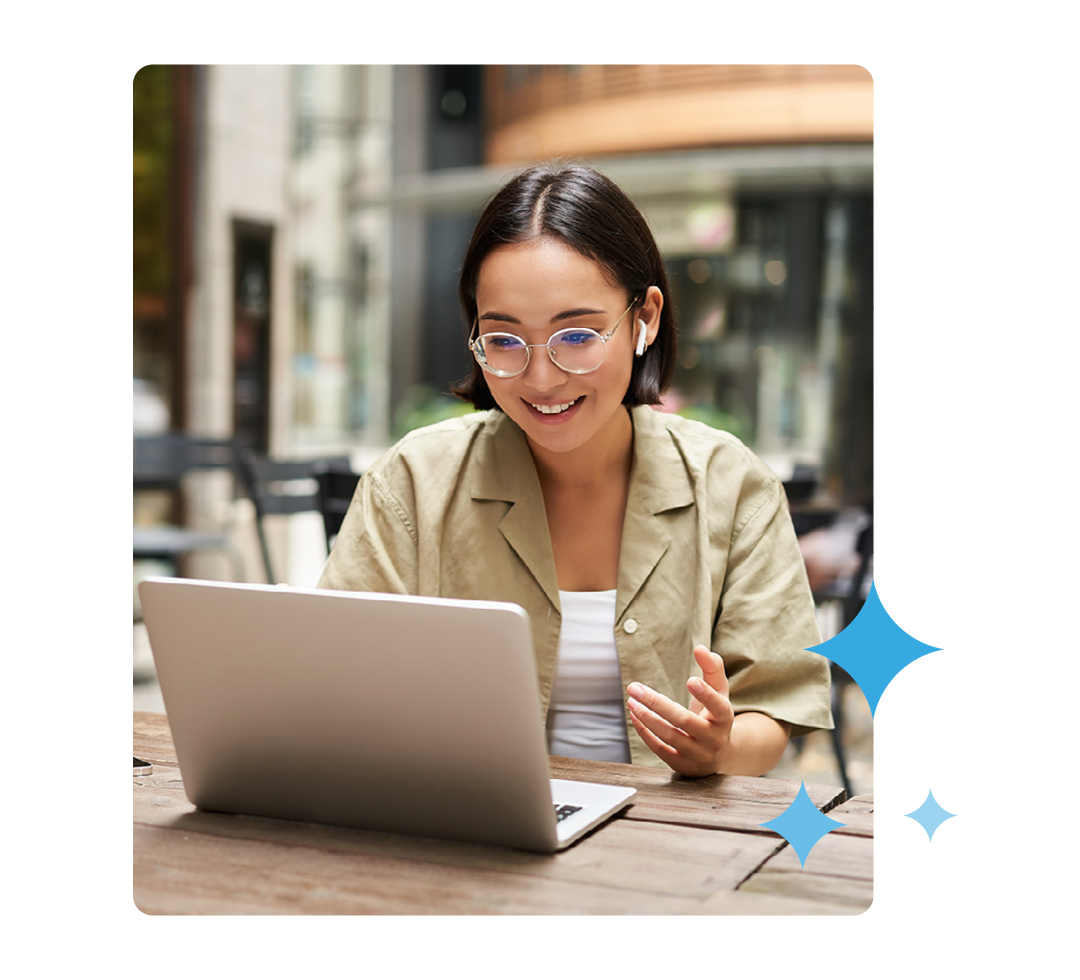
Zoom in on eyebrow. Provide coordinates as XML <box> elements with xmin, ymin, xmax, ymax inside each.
<box><xmin>477</xmin><ymin>307</ymin><xmax>608</xmax><ymax>325</ymax></box>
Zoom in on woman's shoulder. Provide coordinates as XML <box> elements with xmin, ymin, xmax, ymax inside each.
<box><xmin>365</xmin><ymin>409</ymin><xmax>504</xmax><ymax>486</ymax></box>
<box><xmin>633</xmin><ymin>406</ymin><xmax>773</xmax><ymax>479</ymax></box>
<box><xmin>391</xmin><ymin>409</ymin><xmax>494</xmax><ymax>451</ymax></box>
<box><xmin>633</xmin><ymin>408</ymin><xmax>787</xmax><ymax>543</ymax></box>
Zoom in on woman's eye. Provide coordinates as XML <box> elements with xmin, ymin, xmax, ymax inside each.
<box><xmin>558</xmin><ymin>331</ymin><xmax>595</xmax><ymax>346</ymax></box>
<box><xmin>487</xmin><ymin>335</ymin><xmax>524</xmax><ymax>350</ymax></box>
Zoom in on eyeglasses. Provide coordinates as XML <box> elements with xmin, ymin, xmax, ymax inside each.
<box><xmin>468</xmin><ymin>300</ymin><xmax>637</xmax><ymax>378</ymax></box>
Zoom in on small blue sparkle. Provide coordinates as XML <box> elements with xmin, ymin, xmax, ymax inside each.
<box><xmin>760</xmin><ymin>782</ymin><xmax>846</xmax><ymax>868</ymax></box>
<box><xmin>808</xmin><ymin>582</ymin><xmax>941</xmax><ymax>716</ymax></box>
<box><xmin>905</xmin><ymin>789</ymin><xmax>956</xmax><ymax>842</ymax></box>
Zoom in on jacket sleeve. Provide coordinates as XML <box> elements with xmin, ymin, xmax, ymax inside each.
<box><xmin>316</xmin><ymin>463</ymin><xmax>420</xmax><ymax>595</ymax></box>
<box><xmin>712</xmin><ymin>474</ymin><xmax>834</xmax><ymax>736</ymax></box>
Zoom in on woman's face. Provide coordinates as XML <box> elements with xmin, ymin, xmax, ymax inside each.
<box><xmin>474</xmin><ymin>237</ymin><xmax>656</xmax><ymax>461</ymax></box>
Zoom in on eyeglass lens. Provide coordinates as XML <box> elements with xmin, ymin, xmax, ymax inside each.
<box><xmin>476</xmin><ymin>328</ymin><xmax>606</xmax><ymax>376</ymax></box>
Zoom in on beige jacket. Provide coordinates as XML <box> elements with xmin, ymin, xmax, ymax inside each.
<box><xmin>318</xmin><ymin>405</ymin><xmax>833</xmax><ymax>766</ymax></box>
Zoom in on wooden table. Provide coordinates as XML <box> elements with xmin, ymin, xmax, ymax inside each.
<box><xmin>134</xmin><ymin>711</ymin><xmax>872</xmax><ymax>915</ymax></box>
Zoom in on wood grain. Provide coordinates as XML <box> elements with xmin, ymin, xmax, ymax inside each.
<box><xmin>134</xmin><ymin>712</ymin><xmax>869</xmax><ymax>915</ymax></box>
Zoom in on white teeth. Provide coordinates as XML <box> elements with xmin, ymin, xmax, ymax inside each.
<box><xmin>531</xmin><ymin>398</ymin><xmax>579</xmax><ymax>414</ymax></box>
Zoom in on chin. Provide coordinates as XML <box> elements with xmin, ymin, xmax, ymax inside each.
<box><xmin>512</xmin><ymin>396</ymin><xmax>630</xmax><ymax>457</ymax></box>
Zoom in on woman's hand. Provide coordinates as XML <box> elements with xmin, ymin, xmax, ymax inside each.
<box><xmin>626</xmin><ymin>646</ymin><xmax>792</xmax><ymax>777</ymax></box>
<box><xmin>626</xmin><ymin>645</ymin><xmax>734</xmax><ymax>777</ymax></box>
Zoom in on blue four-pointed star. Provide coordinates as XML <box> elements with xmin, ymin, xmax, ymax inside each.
<box><xmin>760</xmin><ymin>782</ymin><xmax>846</xmax><ymax>867</ymax></box>
<box><xmin>905</xmin><ymin>789</ymin><xmax>956</xmax><ymax>841</ymax></box>
<box><xmin>808</xmin><ymin>582</ymin><xmax>941</xmax><ymax>716</ymax></box>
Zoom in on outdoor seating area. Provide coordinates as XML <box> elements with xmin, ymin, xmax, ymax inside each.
<box><xmin>133</xmin><ymin>441</ymin><xmax>873</xmax><ymax>799</ymax></box>
<box><xmin>238</xmin><ymin>450</ymin><xmax>355</xmax><ymax>585</ymax></box>
<box><xmin>133</xmin><ymin>434</ymin><xmax>246</xmax><ymax>580</ymax></box>
<box><xmin>132</xmin><ymin>434</ymin><xmax>366</xmax><ymax>701</ymax></box>
<box><xmin>129</xmin><ymin>63</ymin><xmax>879</xmax><ymax>924</ymax></box>
<box><xmin>133</xmin><ymin>434</ymin><xmax>363</xmax><ymax>587</ymax></box>
<box><xmin>131</xmin><ymin>457</ymin><xmax>874</xmax><ymax>916</ymax></box>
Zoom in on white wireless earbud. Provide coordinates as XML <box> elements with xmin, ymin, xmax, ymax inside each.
<box><xmin>635</xmin><ymin>319</ymin><xmax>648</xmax><ymax>356</ymax></box>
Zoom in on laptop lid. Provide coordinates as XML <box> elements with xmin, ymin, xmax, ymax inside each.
<box><xmin>137</xmin><ymin>577</ymin><xmax>633</xmax><ymax>852</ymax></box>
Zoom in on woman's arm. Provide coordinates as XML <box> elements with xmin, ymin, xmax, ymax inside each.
<box><xmin>626</xmin><ymin>645</ymin><xmax>791</xmax><ymax>777</ymax></box>
<box><xmin>317</xmin><ymin>467</ymin><xmax>419</xmax><ymax>595</ymax></box>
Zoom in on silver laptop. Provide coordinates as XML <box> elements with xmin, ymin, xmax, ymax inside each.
<box><xmin>137</xmin><ymin>577</ymin><xmax>636</xmax><ymax>852</ymax></box>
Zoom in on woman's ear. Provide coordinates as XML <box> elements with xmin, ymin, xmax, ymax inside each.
<box><xmin>639</xmin><ymin>285</ymin><xmax>664</xmax><ymax>347</ymax></box>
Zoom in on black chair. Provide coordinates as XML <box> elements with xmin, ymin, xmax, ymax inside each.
<box><xmin>239</xmin><ymin>452</ymin><xmax>352</xmax><ymax>584</ymax></box>
<box><xmin>782</xmin><ymin>462</ymin><xmax>818</xmax><ymax>507</ymax></box>
<box><xmin>813</xmin><ymin>513</ymin><xmax>873</xmax><ymax>799</ymax></box>
<box><xmin>314</xmin><ymin>463</ymin><xmax>362</xmax><ymax>552</ymax></box>
<box><xmin>133</xmin><ymin>434</ymin><xmax>244</xmax><ymax>580</ymax></box>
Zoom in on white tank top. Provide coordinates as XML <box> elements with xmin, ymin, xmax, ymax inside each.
<box><xmin>545</xmin><ymin>589</ymin><xmax>631</xmax><ymax>764</ymax></box>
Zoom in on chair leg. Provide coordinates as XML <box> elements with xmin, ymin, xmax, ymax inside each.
<box><xmin>255</xmin><ymin>520</ymin><xmax>275</xmax><ymax>584</ymax></box>
<box><xmin>830</xmin><ymin>674</ymin><xmax>854</xmax><ymax>800</ymax></box>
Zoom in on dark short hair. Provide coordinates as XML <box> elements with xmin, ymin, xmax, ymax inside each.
<box><xmin>452</xmin><ymin>163</ymin><xmax>676</xmax><ymax>410</ymax></box>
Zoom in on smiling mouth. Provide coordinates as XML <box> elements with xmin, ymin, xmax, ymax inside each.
<box><xmin>529</xmin><ymin>397</ymin><xmax>581</xmax><ymax>415</ymax></box>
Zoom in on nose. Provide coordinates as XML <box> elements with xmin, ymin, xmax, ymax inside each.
<box><xmin>521</xmin><ymin>345</ymin><xmax>566</xmax><ymax>392</ymax></box>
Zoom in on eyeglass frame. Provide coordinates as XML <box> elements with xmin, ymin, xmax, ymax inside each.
<box><xmin>467</xmin><ymin>298</ymin><xmax>639</xmax><ymax>378</ymax></box>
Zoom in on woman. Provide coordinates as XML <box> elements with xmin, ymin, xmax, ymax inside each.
<box><xmin>319</xmin><ymin>163</ymin><xmax>832</xmax><ymax>776</ymax></box>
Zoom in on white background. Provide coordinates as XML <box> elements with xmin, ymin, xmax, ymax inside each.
<box><xmin>4</xmin><ymin>2</ymin><xmax>1074</xmax><ymax>973</ymax></box>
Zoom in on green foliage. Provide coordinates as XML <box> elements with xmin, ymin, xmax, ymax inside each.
<box><xmin>392</xmin><ymin>385</ymin><xmax>476</xmax><ymax>440</ymax></box>
<box><xmin>673</xmin><ymin>405</ymin><xmax>751</xmax><ymax>444</ymax></box>
<box><xmin>133</xmin><ymin>65</ymin><xmax>173</xmax><ymax>298</ymax></box>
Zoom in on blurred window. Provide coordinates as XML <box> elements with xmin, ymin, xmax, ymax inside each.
<box><xmin>293</xmin><ymin>65</ymin><xmax>316</xmax><ymax>157</ymax></box>
<box><xmin>661</xmin><ymin>192</ymin><xmax>872</xmax><ymax>506</ymax></box>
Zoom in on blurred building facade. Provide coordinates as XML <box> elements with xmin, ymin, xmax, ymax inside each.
<box><xmin>134</xmin><ymin>64</ymin><xmax>872</xmax><ymax>579</ymax></box>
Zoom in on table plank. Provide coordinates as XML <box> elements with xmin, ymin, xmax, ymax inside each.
<box><xmin>134</xmin><ymin>711</ymin><xmax>870</xmax><ymax>915</ymax></box>
<box><xmin>693</xmin><ymin>888</ymin><xmax>869</xmax><ymax>916</ymax></box>
<box><xmin>841</xmin><ymin>793</ymin><xmax>874</xmax><ymax>813</ymax></box>
<box><xmin>134</xmin><ymin>787</ymin><xmax>787</xmax><ymax>914</ymax></box>
<box><xmin>134</xmin><ymin>823</ymin><xmax>707</xmax><ymax>915</ymax></box>
<box><xmin>756</xmin><ymin>830</ymin><xmax>873</xmax><ymax>879</ymax></box>
<box><xmin>614</xmin><ymin>793</ymin><xmax>873</xmax><ymax>911</ymax></box>
<box><xmin>822</xmin><ymin>794</ymin><xmax>874</xmax><ymax>838</ymax></box>
<box><xmin>737</xmin><ymin>815</ymin><xmax>873</xmax><ymax>914</ymax></box>
<box><xmin>737</xmin><ymin>871</ymin><xmax>873</xmax><ymax>911</ymax></box>
<box><xmin>134</xmin><ymin>711</ymin><xmax>178</xmax><ymax>765</ymax></box>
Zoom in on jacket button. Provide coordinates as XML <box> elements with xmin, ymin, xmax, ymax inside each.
<box><xmin>623</xmin><ymin>618</ymin><xmax>638</xmax><ymax>634</ymax></box>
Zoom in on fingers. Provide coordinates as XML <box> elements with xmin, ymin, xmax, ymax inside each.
<box><xmin>627</xmin><ymin>680</ymin><xmax>730</xmax><ymax>753</ymax></box>
<box><xmin>686</xmin><ymin>675</ymin><xmax>734</xmax><ymax>726</ymax></box>
<box><xmin>693</xmin><ymin>645</ymin><xmax>729</xmax><ymax>699</ymax></box>
<box><xmin>626</xmin><ymin>685</ymin><xmax>725</xmax><ymax>777</ymax></box>
<box><xmin>628</xmin><ymin>707</ymin><xmax>681</xmax><ymax>764</ymax></box>
<box><xmin>626</xmin><ymin>683</ymin><xmax>696</xmax><ymax>753</ymax></box>
<box><xmin>627</xmin><ymin>646</ymin><xmax>736</xmax><ymax>776</ymax></box>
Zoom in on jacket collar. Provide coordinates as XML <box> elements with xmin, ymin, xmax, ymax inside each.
<box><xmin>470</xmin><ymin>410</ymin><xmax>542</xmax><ymax>504</ymax></box>
<box><xmin>470</xmin><ymin>407</ymin><xmax>695</xmax><ymax>615</ymax></box>
<box><xmin>470</xmin><ymin>412</ymin><xmax>560</xmax><ymax>609</ymax></box>
<box><xmin>616</xmin><ymin>406</ymin><xmax>695</xmax><ymax>619</ymax></box>
<box><xmin>624</xmin><ymin>404</ymin><xmax>696</xmax><ymax>514</ymax></box>
<box><xmin>471</xmin><ymin>406</ymin><xmax>693</xmax><ymax>508</ymax></box>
